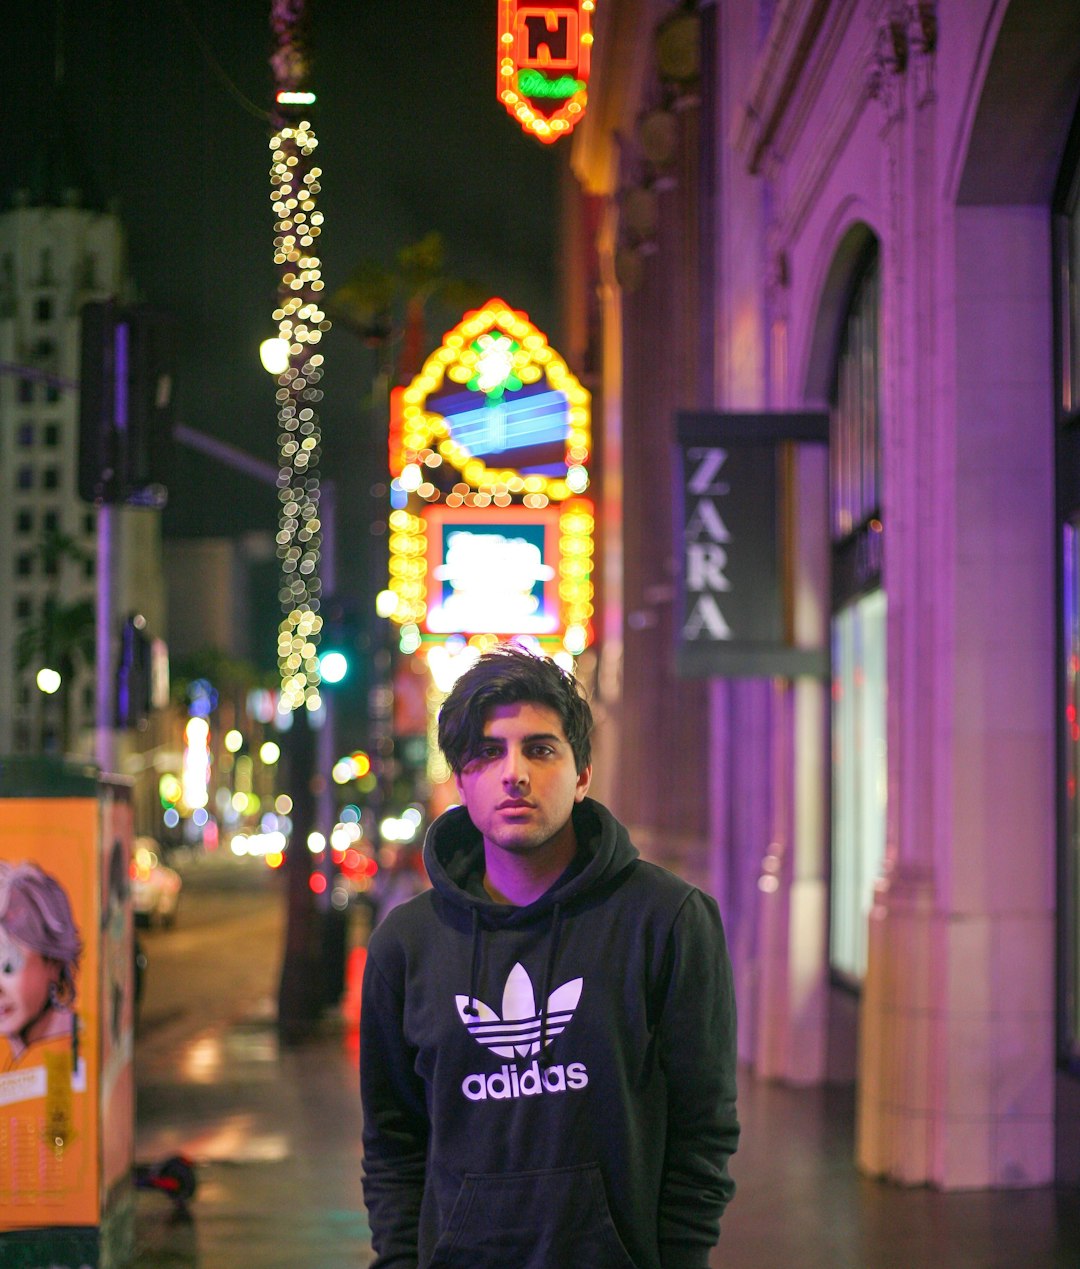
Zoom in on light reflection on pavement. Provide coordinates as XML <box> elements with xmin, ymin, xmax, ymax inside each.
<box><xmin>133</xmin><ymin>871</ymin><xmax>373</xmax><ymax>1267</ymax></box>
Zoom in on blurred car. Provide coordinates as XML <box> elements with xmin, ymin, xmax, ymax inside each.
<box><xmin>131</xmin><ymin>838</ymin><xmax>182</xmax><ymax>928</ymax></box>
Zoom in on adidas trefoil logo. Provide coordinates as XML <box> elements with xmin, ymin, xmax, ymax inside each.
<box><xmin>455</xmin><ymin>961</ymin><xmax>582</xmax><ymax>1057</ymax></box>
<box><xmin>456</xmin><ymin>962</ymin><xmax>589</xmax><ymax>1102</ymax></box>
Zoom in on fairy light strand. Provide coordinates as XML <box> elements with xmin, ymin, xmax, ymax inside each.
<box><xmin>269</xmin><ymin>115</ymin><xmax>331</xmax><ymax>712</ymax></box>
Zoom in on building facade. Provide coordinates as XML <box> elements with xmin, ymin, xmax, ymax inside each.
<box><xmin>0</xmin><ymin>194</ymin><xmax>167</xmax><ymax>785</ymax></box>
<box><xmin>569</xmin><ymin>0</ymin><xmax>1080</xmax><ymax>1188</ymax></box>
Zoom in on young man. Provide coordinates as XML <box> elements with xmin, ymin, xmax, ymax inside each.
<box><xmin>360</xmin><ymin>646</ymin><xmax>739</xmax><ymax>1269</ymax></box>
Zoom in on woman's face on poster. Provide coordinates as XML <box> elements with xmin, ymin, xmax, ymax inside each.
<box><xmin>0</xmin><ymin>930</ymin><xmax>58</xmax><ymax>1039</ymax></box>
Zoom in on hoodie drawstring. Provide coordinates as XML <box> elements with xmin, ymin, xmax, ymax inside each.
<box><xmin>537</xmin><ymin>901</ymin><xmax>563</xmax><ymax>1069</ymax></box>
<box><xmin>462</xmin><ymin>898</ymin><xmax>566</xmax><ymax>1065</ymax></box>
<box><xmin>463</xmin><ymin>907</ymin><xmax>482</xmax><ymax>1018</ymax></box>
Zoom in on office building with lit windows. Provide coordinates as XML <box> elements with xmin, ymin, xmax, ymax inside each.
<box><xmin>0</xmin><ymin>176</ymin><xmax>165</xmax><ymax>760</ymax></box>
<box><xmin>566</xmin><ymin>0</ymin><xmax>1080</xmax><ymax>1188</ymax></box>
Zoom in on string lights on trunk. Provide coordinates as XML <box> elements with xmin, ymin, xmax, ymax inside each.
<box><xmin>268</xmin><ymin>107</ymin><xmax>331</xmax><ymax>712</ymax></box>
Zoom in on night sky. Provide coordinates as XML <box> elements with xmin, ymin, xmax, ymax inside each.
<box><xmin>10</xmin><ymin>0</ymin><xmax>563</xmax><ymax>540</ymax></box>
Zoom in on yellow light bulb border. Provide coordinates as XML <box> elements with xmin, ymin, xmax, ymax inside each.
<box><xmin>386</xmin><ymin>496</ymin><xmax>595</xmax><ymax>658</ymax></box>
<box><xmin>393</xmin><ymin>299</ymin><xmax>591</xmax><ymax>502</ymax></box>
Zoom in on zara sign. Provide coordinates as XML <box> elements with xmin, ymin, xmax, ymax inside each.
<box><xmin>675</xmin><ymin>411</ymin><xmax>829</xmax><ymax>678</ymax></box>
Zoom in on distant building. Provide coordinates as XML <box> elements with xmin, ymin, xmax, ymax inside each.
<box><xmin>569</xmin><ymin>0</ymin><xmax>1080</xmax><ymax>1189</ymax></box>
<box><xmin>164</xmin><ymin>533</ymin><xmax>277</xmax><ymax>669</ymax></box>
<box><xmin>0</xmin><ymin>145</ymin><xmax>165</xmax><ymax>762</ymax></box>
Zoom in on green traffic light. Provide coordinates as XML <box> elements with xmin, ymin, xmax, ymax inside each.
<box><xmin>320</xmin><ymin>651</ymin><xmax>349</xmax><ymax>684</ymax></box>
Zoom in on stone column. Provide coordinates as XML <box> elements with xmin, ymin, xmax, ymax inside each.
<box><xmin>856</xmin><ymin>0</ymin><xmax>941</xmax><ymax>1182</ymax></box>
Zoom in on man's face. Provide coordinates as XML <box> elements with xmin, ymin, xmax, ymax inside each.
<box><xmin>454</xmin><ymin>701</ymin><xmax>592</xmax><ymax>860</ymax></box>
<box><xmin>0</xmin><ymin>932</ymin><xmax>56</xmax><ymax>1039</ymax></box>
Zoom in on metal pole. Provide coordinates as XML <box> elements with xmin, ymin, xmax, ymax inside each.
<box><xmin>94</xmin><ymin>504</ymin><xmax>117</xmax><ymax>773</ymax></box>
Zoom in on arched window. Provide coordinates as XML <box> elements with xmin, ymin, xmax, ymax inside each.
<box><xmin>830</xmin><ymin>246</ymin><xmax>886</xmax><ymax>983</ymax></box>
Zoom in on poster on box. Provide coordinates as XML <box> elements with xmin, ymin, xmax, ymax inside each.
<box><xmin>0</xmin><ymin>796</ymin><xmax>100</xmax><ymax>1228</ymax></box>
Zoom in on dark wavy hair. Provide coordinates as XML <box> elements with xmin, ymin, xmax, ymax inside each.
<box><xmin>438</xmin><ymin>645</ymin><xmax>593</xmax><ymax>775</ymax></box>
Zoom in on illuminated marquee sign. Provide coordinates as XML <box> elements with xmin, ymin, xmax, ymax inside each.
<box><xmin>387</xmin><ymin>299</ymin><xmax>594</xmax><ymax>658</ymax></box>
<box><xmin>497</xmin><ymin>0</ymin><xmax>595</xmax><ymax>143</ymax></box>
<box><xmin>425</xmin><ymin>505</ymin><xmax>561</xmax><ymax>637</ymax></box>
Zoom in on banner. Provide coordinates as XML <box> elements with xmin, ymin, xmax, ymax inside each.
<box><xmin>674</xmin><ymin>410</ymin><xmax>829</xmax><ymax>677</ymax></box>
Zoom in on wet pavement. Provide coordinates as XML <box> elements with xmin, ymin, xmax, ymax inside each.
<box><xmin>132</xmin><ymin>945</ymin><xmax>1080</xmax><ymax>1268</ymax></box>
<box><xmin>133</xmin><ymin>974</ymin><xmax>1080</xmax><ymax>1263</ymax></box>
<box><xmin>134</xmin><ymin>954</ymin><xmax>371</xmax><ymax>1269</ymax></box>
<box><xmin>717</xmin><ymin>1079</ymin><xmax>1080</xmax><ymax>1268</ymax></box>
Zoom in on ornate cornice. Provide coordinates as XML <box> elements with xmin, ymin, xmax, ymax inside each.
<box><xmin>732</xmin><ymin>0</ymin><xmax>833</xmax><ymax>175</ymax></box>
<box><xmin>734</xmin><ymin>0</ymin><xmax>937</xmax><ymax>178</ymax></box>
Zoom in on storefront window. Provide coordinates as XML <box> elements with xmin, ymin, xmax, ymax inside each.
<box><xmin>830</xmin><ymin>245</ymin><xmax>885</xmax><ymax>983</ymax></box>
<box><xmin>831</xmin><ymin>590</ymin><xmax>887</xmax><ymax>980</ymax></box>
<box><xmin>1063</xmin><ymin>523</ymin><xmax>1080</xmax><ymax>1061</ymax></box>
<box><xmin>1059</xmin><ymin>127</ymin><xmax>1080</xmax><ymax>1064</ymax></box>
<box><xmin>831</xmin><ymin>255</ymin><xmax>881</xmax><ymax>539</ymax></box>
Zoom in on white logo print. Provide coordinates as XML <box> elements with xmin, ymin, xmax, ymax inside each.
<box><xmin>456</xmin><ymin>962</ymin><xmax>589</xmax><ymax>1102</ymax></box>
<box><xmin>455</xmin><ymin>961</ymin><xmax>582</xmax><ymax>1057</ymax></box>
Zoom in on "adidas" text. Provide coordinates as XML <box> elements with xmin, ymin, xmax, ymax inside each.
<box><xmin>461</xmin><ymin>1059</ymin><xmax>589</xmax><ymax>1101</ymax></box>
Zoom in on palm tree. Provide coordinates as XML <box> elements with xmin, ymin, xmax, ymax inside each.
<box><xmin>329</xmin><ymin>231</ymin><xmax>488</xmax><ymax>382</ymax></box>
<box><xmin>169</xmin><ymin>648</ymin><xmax>274</xmax><ymax>709</ymax></box>
<box><xmin>16</xmin><ymin>530</ymin><xmax>97</xmax><ymax>754</ymax></box>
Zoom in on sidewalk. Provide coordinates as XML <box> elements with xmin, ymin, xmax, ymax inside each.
<box><xmin>716</xmin><ymin>1080</ymin><xmax>1080</xmax><ymax>1268</ymax></box>
<box><xmin>133</xmin><ymin>950</ymin><xmax>373</xmax><ymax>1269</ymax></box>
<box><xmin>133</xmin><ymin>950</ymin><xmax>1080</xmax><ymax>1269</ymax></box>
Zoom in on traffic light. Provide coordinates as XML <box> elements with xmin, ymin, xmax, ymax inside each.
<box><xmin>320</xmin><ymin>651</ymin><xmax>349</xmax><ymax>684</ymax></box>
<box><xmin>79</xmin><ymin>300</ymin><xmax>176</xmax><ymax>506</ymax></box>
<box><xmin>319</xmin><ymin>595</ymin><xmax>360</xmax><ymax>686</ymax></box>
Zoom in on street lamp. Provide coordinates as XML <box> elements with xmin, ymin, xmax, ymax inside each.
<box><xmin>36</xmin><ymin>667</ymin><xmax>62</xmax><ymax>694</ymax></box>
<box><xmin>260</xmin><ymin>337</ymin><xmax>290</xmax><ymax>375</ymax></box>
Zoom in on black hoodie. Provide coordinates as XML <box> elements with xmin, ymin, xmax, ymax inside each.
<box><xmin>360</xmin><ymin>798</ymin><xmax>739</xmax><ymax>1269</ymax></box>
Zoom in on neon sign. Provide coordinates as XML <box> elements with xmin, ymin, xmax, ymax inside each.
<box><xmin>425</xmin><ymin>506</ymin><xmax>561</xmax><ymax>637</ymax></box>
<box><xmin>390</xmin><ymin>299</ymin><xmax>590</xmax><ymax>499</ymax></box>
<box><xmin>182</xmin><ymin>716</ymin><xmax>210</xmax><ymax>811</ymax></box>
<box><xmin>386</xmin><ymin>299</ymin><xmax>595</xmax><ymax>657</ymax></box>
<box><xmin>498</xmin><ymin>1</ymin><xmax>595</xmax><ymax>144</ymax></box>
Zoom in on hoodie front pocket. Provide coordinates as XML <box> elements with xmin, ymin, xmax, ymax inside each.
<box><xmin>427</xmin><ymin>1162</ymin><xmax>638</xmax><ymax>1269</ymax></box>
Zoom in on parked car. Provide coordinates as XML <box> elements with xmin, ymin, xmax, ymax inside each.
<box><xmin>131</xmin><ymin>838</ymin><xmax>182</xmax><ymax>928</ymax></box>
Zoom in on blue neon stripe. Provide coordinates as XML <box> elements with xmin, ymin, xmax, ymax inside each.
<box><xmin>439</xmin><ymin>388</ymin><xmax>569</xmax><ymax>456</ymax></box>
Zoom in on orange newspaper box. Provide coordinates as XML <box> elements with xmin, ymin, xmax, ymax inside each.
<box><xmin>0</xmin><ymin>757</ymin><xmax>135</xmax><ymax>1268</ymax></box>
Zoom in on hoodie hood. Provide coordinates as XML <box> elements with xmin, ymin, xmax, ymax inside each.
<box><xmin>423</xmin><ymin>797</ymin><xmax>638</xmax><ymax>925</ymax></box>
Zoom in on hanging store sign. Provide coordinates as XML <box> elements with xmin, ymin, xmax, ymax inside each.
<box><xmin>497</xmin><ymin>0</ymin><xmax>595</xmax><ymax>143</ymax></box>
<box><xmin>675</xmin><ymin>411</ymin><xmax>829</xmax><ymax>678</ymax></box>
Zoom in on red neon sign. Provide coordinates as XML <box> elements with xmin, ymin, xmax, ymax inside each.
<box><xmin>497</xmin><ymin>1</ymin><xmax>595</xmax><ymax>144</ymax></box>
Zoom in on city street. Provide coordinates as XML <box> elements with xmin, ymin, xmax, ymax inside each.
<box><xmin>132</xmin><ymin>854</ymin><xmax>373</xmax><ymax>1268</ymax></box>
<box><xmin>6</xmin><ymin>6</ymin><xmax>1080</xmax><ymax>1257</ymax></box>
<box><xmin>136</xmin><ymin>857</ymin><xmax>282</xmax><ymax>1058</ymax></box>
